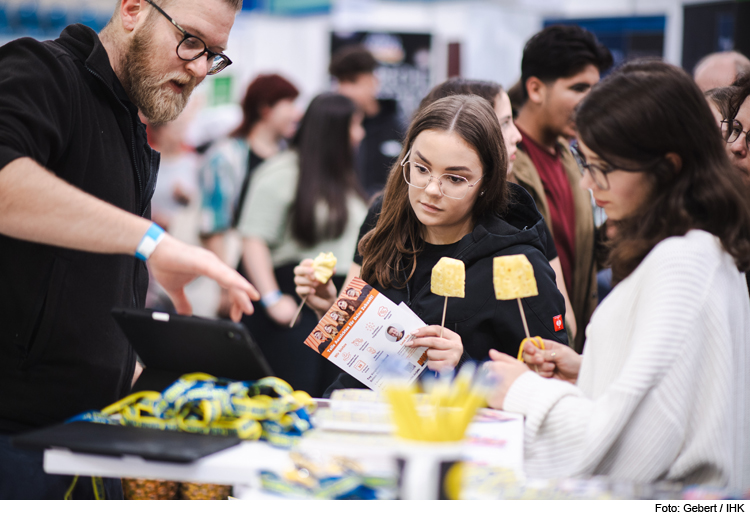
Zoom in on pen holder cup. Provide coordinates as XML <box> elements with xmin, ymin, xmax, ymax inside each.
<box><xmin>395</xmin><ymin>440</ymin><xmax>464</xmax><ymax>500</ymax></box>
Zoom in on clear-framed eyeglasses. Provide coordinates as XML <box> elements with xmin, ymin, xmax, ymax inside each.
<box><xmin>400</xmin><ymin>149</ymin><xmax>482</xmax><ymax>200</ymax></box>
<box><xmin>721</xmin><ymin>119</ymin><xmax>750</xmax><ymax>150</ymax></box>
<box><xmin>145</xmin><ymin>0</ymin><xmax>232</xmax><ymax>75</ymax></box>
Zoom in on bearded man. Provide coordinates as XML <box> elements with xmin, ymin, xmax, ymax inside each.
<box><xmin>0</xmin><ymin>0</ymin><xmax>259</xmax><ymax>499</ymax></box>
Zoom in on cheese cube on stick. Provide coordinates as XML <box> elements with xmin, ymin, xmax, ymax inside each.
<box><xmin>431</xmin><ymin>257</ymin><xmax>465</xmax><ymax>298</ymax></box>
<box><xmin>291</xmin><ymin>252</ymin><xmax>337</xmax><ymax>329</ymax></box>
<box><xmin>494</xmin><ymin>255</ymin><xmax>541</xmax><ymax>372</ymax></box>
<box><xmin>493</xmin><ymin>254</ymin><xmax>538</xmax><ymax>300</ymax></box>
<box><xmin>312</xmin><ymin>252</ymin><xmax>337</xmax><ymax>283</ymax></box>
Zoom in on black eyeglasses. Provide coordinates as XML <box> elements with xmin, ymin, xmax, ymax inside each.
<box><xmin>570</xmin><ymin>142</ymin><xmax>613</xmax><ymax>190</ymax></box>
<box><xmin>145</xmin><ymin>0</ymin><xmax>231</xmax><ymax>75</ymax></box>
<box><xmin>721</xmin><ymin>119</ymin><xmax>750</xmax><ymax>150</ymax></box>
<box><xmin>571</xmin><ymin>142</ymin><xmax>663</xmax><ymax>191</ymax></box>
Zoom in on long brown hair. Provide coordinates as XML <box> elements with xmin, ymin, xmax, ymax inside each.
<box><xmin>576</xmin><ymin>60</ymin><xmax>750</xmax><ymax>282</ymax></box>
<box><xmin>415</xmin><ymin>78</ymin><xmax>502</xmax><ymax>116</ymax></box>
<box><xmin>291</xmin><ymin>93</ymin><xmax>365</xmax><ymax>246</ymax></box>
<box><xmin>359</xmin><ymin>95</ymin><xmax>508</xmax><ymax>289</ymax></box>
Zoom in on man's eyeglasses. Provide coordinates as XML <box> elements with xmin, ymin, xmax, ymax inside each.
<box><xmin>400</xmin><ymin>149</ymin><xmax>482</xmax><ymax>200</ymax></box>
<box><xmin>570</xmin><ymin>142</ymin><xmax>613</xmax><ymax>190</ymax></box>
<box><xmin>721</xmin><ymin>119</ymin><xmax>750</xmax><ymax>150</ymax></box>
<box><xmin>145</xmin><ymin>0</ymin><xmax>231</xmax><ymax>75</ymax></box>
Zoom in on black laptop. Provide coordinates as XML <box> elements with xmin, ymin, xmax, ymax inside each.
<box><xmin>111</xmin><ymin>307</ymin><xmax>273</xmax><ymax>392</ymax></box>
<box><xmin>12</xmin><ymin>309</ymin><xmax>272</xmax><ymax>462</ymax></box>
<box><xmin>13</xmin><ymin>421</ymin><xmax>241</xmax><ymax>463</ymax></box>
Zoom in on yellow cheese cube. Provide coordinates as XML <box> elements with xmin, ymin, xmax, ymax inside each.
<box><xmin>312</xmin><ymin>252</ymin><xmax>337</xmax><ymax>283</ymax></box>
<box><xmin>431</xmin><ymin>257</ymin><xmax>465</xmax><ymax>298</ymax></box>
<box><xmin>493</xmin><ymin>254</ymin><xmax>538</xmax><ymax>300</ymax></box>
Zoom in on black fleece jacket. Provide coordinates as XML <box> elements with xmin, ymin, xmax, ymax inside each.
<box><xmin>325</xmin><ymin>183</ymin><xmax>569</xmax><ymax>395</ymax></box>
<box><xmin>0</xmin><ymin>25</ymin><xmax>159</xmax><ymax>432</ymax></box>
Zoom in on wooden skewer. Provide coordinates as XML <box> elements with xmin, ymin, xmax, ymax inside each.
<box><xmin>517</xmin><ymin>298</ymin><xmax>530</xmax><ymax>339</ymax></box>
<box><xmin>517</xmin><ymin>297</ymin><xmax>538</xmax><ymax>373</ymax></box>
<box><xmin>440</xmin><ymin>296</ymin><xmax>448</xmax><ymax>338</ymax></box>
<box><xmin>289</xmin><ymin>295</ymin><xmax>308</xmax><ymax>328</ymax></box>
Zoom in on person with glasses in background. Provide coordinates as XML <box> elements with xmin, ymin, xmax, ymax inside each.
<box><xmin>486</xmin><ymin>62</ymin><xmax>750</xmax><ymax>489</ymax></box>
<box><xmin>718</xmin><ymin>73</ymin><xmax>750</xmax><ymax>184</ymax></box>
<box><xmin>707</xmin><ymin>73</ymin><xmax>750</xmax><ymax>294</ymax></box>
<box><xmin>0</xmin><ymin>0</ymin><xmax>258</xmax><ymax>499</ymax></box>
<box><xmin>295</xmin><ymin>95</ymin><xmax>568</xmax><ymax>396</ymax></box>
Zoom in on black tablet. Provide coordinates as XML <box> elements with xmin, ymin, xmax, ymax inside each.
<box><xmin>13</xmin><ymin>421</ymin><xmax>240</xmax><ymax>463</ymax></box>
<box><xmin>112</xmin><ymin>308</ymin><xmax>273</xmax><ymax>392</ymax></box>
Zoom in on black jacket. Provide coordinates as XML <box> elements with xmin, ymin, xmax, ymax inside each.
<box><xmin>0</xmin><ymin>25</ymin><xmax>159</xmax><ymax>432</ymax></box>
<box><xmin>357</xmin><ymin>98</ymin><xmax>405</xmax><ymax>198</ymax></box>
<box><xmin>325</xmin><ymin>183</ymin><xmax>569</xmax><ymax>395</ymax></box>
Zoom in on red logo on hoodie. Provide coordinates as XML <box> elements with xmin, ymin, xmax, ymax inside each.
<box><xmin>553</xmin><ymin>315</ymin><xmax>564</xmax><ymax>331</ymax></box>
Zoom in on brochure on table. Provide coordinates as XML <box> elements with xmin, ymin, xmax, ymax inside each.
<box><xmin>304</xmin><ymin>278</ymin><xmax>428</xmax><ymax>390</ymax></box>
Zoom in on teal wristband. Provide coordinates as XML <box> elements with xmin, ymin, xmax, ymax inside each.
<box><xmin>135</xmin><ymin>223</ymin><xmax>165</xmax><ymax>261</ymax></box>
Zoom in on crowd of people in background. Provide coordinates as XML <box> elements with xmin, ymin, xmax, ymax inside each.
<box><xmin>131</xmin><ymin>21</ymin><xmax>750</xmax><ymax>489</ymax></box>
<box><xmin>146</xmin><ymin>29</ymin><xmax>750</xmax><ymax>384</ymax></box>
<box><xmin>0</xmin><ymin>0</ymin><xmax>748</xmax><ymax>497</ymax></box>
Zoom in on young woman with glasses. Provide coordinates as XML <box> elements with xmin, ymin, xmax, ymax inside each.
<box><xmin>296</xmin><ymin>95</ymin><xmax>568</xmax><ymax>395</ymax></box>
<box><xmin>486</xmin><ymin>61</ymin><xmax>750</xmax><ymax>488</ymax></box>
<box><xmin>235</xmin><ymin>93</ymin><xmax>368</xmax><ymax>396</ymax></box>
<box><xmin>416</xmin><ymin>78</ymin><xmax>578</xmax><ymax>341</ymax></box>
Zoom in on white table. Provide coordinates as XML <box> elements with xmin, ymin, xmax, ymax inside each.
<box><xmin>43</xmin><ymin>408</ymin><xmax>524</xmax><ymax>499</ymax></box>
<box><xmin>44</xmin><ymin>440</ymin><xmax>290</xmax><ymax>498</ymax></box>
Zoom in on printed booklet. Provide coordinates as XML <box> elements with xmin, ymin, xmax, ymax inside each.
<box><xmin>304</xmin><ymin>278</ymin><xmax>429</xmax><ymax>390</ymax></box>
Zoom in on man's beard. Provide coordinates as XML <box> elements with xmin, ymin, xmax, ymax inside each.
<box><xmin>120</xmin><ymin>29</ymin><xmax>199</xmax><ymax>126</ymax></box>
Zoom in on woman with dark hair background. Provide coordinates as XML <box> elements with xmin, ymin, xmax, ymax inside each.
<box><xmin>236</xmin><ymin>93</ymin><xmax>368</xmax><ymax>396</ymax></box>
<box><xmin>198</xmin><ymin>73</ymin><xmax>301</xmax><ymax>267</ymax></box>
<box><xmin>487</xmin><ymin>61</ymin><xmax>750</xmax><ymax>488</ymax></box>
<box><xmin>705</xmin><ymin>85</ymin><xmax>736</xmax><ymax>127</ymax></box>
<box><xmin>718</xmin><ymin>73</ymin><xmax>750</xmax><ymax>182</ymax></box>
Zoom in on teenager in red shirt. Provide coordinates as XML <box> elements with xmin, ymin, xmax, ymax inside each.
<box><xmin>511</xmin><ymin>25</ymin><xmax>612</xmax><ymax>351</ymax></box>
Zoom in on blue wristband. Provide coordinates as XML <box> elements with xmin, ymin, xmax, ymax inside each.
<box><xmin>135</xmin><ymin>223</ymin><xmax>166</xmax><ymax>261</ymax></box>
<box><xmin>260</xmin><ymin>290</ymin><xmax>283</xmax><ymax>308</ymax></box>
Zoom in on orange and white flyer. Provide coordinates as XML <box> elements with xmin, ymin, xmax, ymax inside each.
<box><xmin>304</xmin><ymin>278</ymin><xmax>429</xmax><ymax>390</ymax></box>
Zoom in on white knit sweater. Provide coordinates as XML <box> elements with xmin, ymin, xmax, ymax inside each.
<box><xmin>504</xmin><ymin>230</ymin><xmax>750</xmax><ymax>489</ymax></box>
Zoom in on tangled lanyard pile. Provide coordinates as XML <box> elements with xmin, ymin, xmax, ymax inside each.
<box><xmin>69</xmin><ymin>373</ymin><xmax>316</xmax><ymax>448</ymax></box>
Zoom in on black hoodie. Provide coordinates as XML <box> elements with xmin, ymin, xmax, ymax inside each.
<box><xmin>0</xmin><ymin>25</ymin><xmax>159</xmax><ymax>432</ymax></box>
<box><xmin>325</xmin><ymin>183</ymin><xmax>569</xmax><ymax>395</ymax></box>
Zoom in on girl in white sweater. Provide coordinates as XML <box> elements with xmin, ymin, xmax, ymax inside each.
<box><xmin>487</xmin><ymin>61</ymin><xmax>750</xmax><ymax>490</ymax></box>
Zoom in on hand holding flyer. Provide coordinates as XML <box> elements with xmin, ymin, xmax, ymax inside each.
<box><xmin>304</xmin><ymin>278</ymin><xmax>429</xmax><ymax>390</ymax></box>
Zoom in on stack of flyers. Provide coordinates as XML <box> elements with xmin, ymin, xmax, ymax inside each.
<box><xmin>304</xmin><ymin>278</ymin><xmax>429</xmax><ymax>390</ymax></box>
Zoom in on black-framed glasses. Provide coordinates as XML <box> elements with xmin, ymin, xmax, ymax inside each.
<box><xmin>570</xmin><ymin>142</ymin><xmax>612</xmax><ymax>190</ymax></box>
<box><xmin>721</xmin><ymin>119</ymin><xmax>750</xmax><ymax>150</ymax></box>
<box><xmin>400</xmin><ymin>149</ymin><xmax>482</xmax><ymax>200</ymax></box>
<box><xmin>571</xmin><ymin>142</ymin><xmax>663</xmax><ymax>191</ymax></box>
<box><xmin>145</xmin><ymin>0</ymin><xmax>232</xmax><ymax>75</ymax></box>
